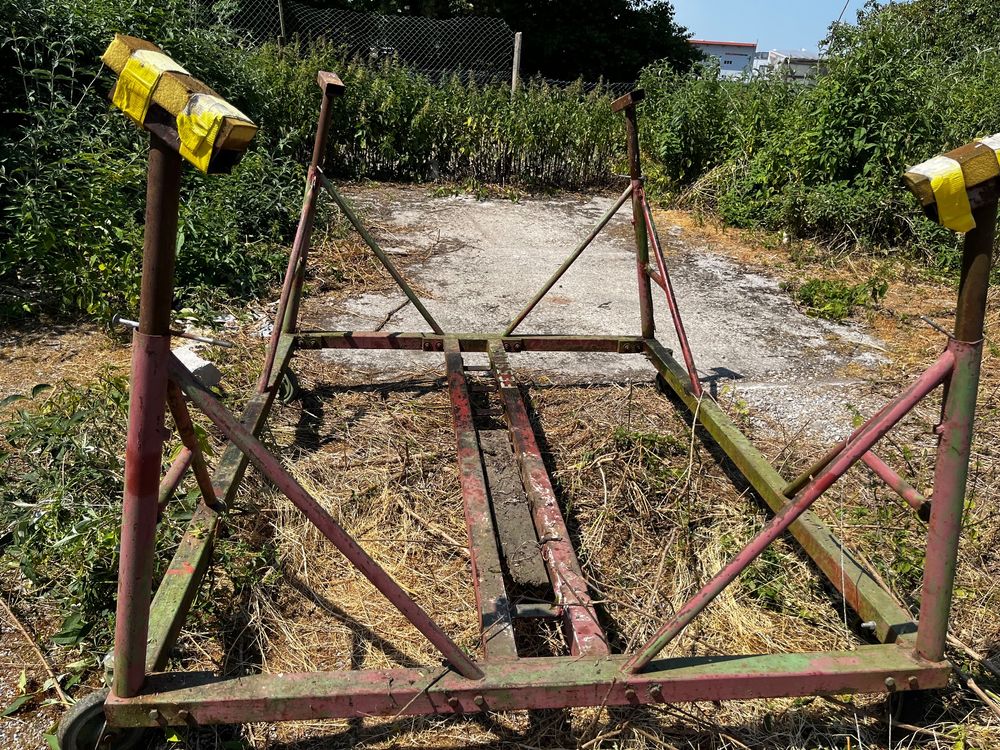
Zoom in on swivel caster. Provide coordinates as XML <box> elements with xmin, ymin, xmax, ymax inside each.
<box><xmin>57</xmin><ymin>689</ymin><xmax>150</xmax><ymax>750</ymax></box>
<box><xmin>277</xmin><ymin>369</ymin><xmax>301</xmax><ymax>405</ymax></box>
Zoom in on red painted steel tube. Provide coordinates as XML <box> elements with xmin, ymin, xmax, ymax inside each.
<box><xmin>641</xmin><ymin>192</ymin><xmax>702</xmax><ymax>397</ymax></box>
<box><xmin>165</xmin><ymin>382</ymin><xmax>220</xmax><ymax>508</ymax></box>
<box><xmin>860</xmin><ymin>451</ymin><xmax>930</xmax><ymax>520</ymax></box>
<box><xmin>916</xmin><ymin>201</ymin><xmax>995</xmax><ymax>662</ymax></box>
<box><xmin>625</xmin><ymin>348</ymin><xmax>955</xmax><ymax>673</ymax></box>
<box><xmin>146</xmin><ymin>335</ymin><xmax>295</xmax><ymax>673</ymax></box>
<box><xmin>646</xmin><ymin>265</ymin><xmax>667</xmax><ymax>292</ymax></box>
<box><xmin>105</xmin><ymin>644</ymin><xmax>950</xmax><ymax>726</ymax></box>
<box><xmin>157</xmin><ymin>447</ymin><xmax>191</xmax><ymax>514</ymax></box>
<box><xmin>168</xmin><ymin>354</ymin><xmax>484</xmax><ymax>680</ymax></box>
<box><xmin>503</xmin><ymin>184</ymin><xmax>634</xmax><ymax>336</ymax></box>
<box><xmin>113</xmin><ymin>134</ymin><xmax>182</xmax><ymax>699</ymax></box>
<box><xmin>443</xmin><ymin>340</ymin><xmax>518</xmax><ymax>660</ymax></box>
<box><xmin>646</xmin><ymin>339</ymin><xmax>918</xmax><ymax>645</ymax></box>
<box><xmin>257</xmin><ymin>173</ymin><xmax>318</xmax><ymax>392</ymax></box>
<box><xmin>781</xmin><ymin>399</ymin><xmax>896</xmax><ymax>498</ymax></box>
<box><xmin>489</xmin><ymin>343</ymin><xmax>609</xmax><ymax>657</ymax></box>
<box><xmin>295</xmin><ymin>331</ymin><xmax>646</xmax><ymax>353</ymax></box>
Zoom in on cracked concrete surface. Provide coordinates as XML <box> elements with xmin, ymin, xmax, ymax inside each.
<box><xmin>301</xmin><ymin>185</ymin><xmax>887</xmax><ymax>440</ymax></box>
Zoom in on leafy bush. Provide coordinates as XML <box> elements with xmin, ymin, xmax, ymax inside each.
<box><xmin>641</xmin><ymin>0</ymin><xmax>1000</xmax><ymax>274</ymax></box>
<box><xmin>0</xmin><ymin>0</ymin><xmax>625</xmax><ymax>323</ymax></box>
<box><xmin>0</xmin><ymin>374</ymin><xmax>187</xmax><ymax>657</ymax></box>
<box><xmin>0</xmin><ymin>0</ymin><xmax>304</xmax><ymax>322</ymax></box>
<box><xmin>789</xmin><ymin>275</ymin><xmax>888</xmax><ymax>321</ymax></box>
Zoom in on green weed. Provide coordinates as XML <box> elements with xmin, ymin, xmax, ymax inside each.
<box><xmin>787</xmin><ymin>276</ymin><xmax>888</xmax><ymax>321</ymax></box>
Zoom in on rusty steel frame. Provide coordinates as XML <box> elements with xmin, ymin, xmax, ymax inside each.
<box><xmin>98</xmin><ymin>79</ymin><xmax>992</xmax><ymax>735</ymax></box>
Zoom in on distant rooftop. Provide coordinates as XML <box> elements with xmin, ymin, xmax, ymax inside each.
<box><xmin>687</xmin><ymin>39</ymin><xmax>756</xmax><ymax>48</ymax></box>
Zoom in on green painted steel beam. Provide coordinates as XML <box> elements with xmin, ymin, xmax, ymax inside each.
<box><xmin>644</xmin><ymin>339</ymin><xmax>917</xmax><ymax>646</ymax></box>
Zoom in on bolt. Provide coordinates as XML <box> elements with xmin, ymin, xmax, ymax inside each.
<box><xmin>474</xmin><ymin>694</ymin><xmax>487</xmax><ymax>709</ymax></box>
<box><xmin>624</xmin><ymin>687</ymin><xmax>638</xmax><ymax>703</ymax></box>
<box><xmin>447</xmin><ymin>695</ymin><xmax>462</xmax><ymax>712</ymax></box>
<box><xmin>649</xmin><ymin>684</ymin><xmax>664</xmax><ymax>702</ymax></box>
<box><xmin>860</xmin><ymin>621</ymin><xmax>877</xmax><ymax>630</ymax></box>
<box><xmin>908</xmin><ymin>675</ymin><xmax>919</xmax><ymax>690</ymax></box>
<box><xmin>148</xmin><ymin>709</ymin><xmax>162</xmax><ymax>724</ymax></box>
<box><xmin>177</xmin><ymin>709</ymin><xmax>190</xmax><ymax>723</ymax></box>
<box><xmin>884</xmin><ymin>676</ymin><xmax>897</xmax><ymax>692</ymax></box>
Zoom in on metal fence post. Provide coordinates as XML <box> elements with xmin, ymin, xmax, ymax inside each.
<box><xmin>510</xmin><ymin>31</ymin><xmax>522</xmax><ymax>94</ymax></box>
<box><xmin>915</xmin><ymin>200</ymin><xmax>995</xmax><ymax>663</ymax></box>
<box><xmin>112</xmin><ymin>133</ymin><xmax>182</xmax><ymax>698</ymax></box>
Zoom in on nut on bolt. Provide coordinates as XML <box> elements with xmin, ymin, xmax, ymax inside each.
<box><xmin>884</xmin><ymin>676</ymin><xmax>897</xmax><ymax>692</ymax></box>
<box><xmin>624</xmin><ymin>687</ymin><xmax>638</xmax><ymax>703</ymax></box>
<box><xmin>907</xmin><ymin>675</ymin><xmax>919</xmax><ymax>690</ymax></box>
<box><xmin>649</xmin><ymin>684</ymin><xmax>664</xmax><ymax>702</ymax></box>
<box><xmin>473</xmin><ymin>694</ymin><xmax>487</xmax><ymax>709</ymax></box>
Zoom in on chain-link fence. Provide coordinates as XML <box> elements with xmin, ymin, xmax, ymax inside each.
<box><xmin>228</xmin><ymin>0</ymin><xmax>517</xmax><ymax>83</ymax></box>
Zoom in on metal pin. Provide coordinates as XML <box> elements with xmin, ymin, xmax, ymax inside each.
<box><xmin>114</xmin><ymin>314</ymin><xmax>235</xmax><ymax>348</ymax></box>
<box><xmin>860</xmin><ymin>621</ymin><xmax>877</xmax><ymax>630</ymax></box>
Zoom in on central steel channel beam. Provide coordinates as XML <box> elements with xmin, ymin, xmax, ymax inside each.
<box><xmin>443</xmin><ymin>339</ymin><xmax>518</xmax><ymax>660</ymax></box>
<box><xmin>626</xmin><ymin>346</ymin><xmax>954</xmax><ymax>673</ymax></box>
<box><xmin>488</xmin><ymin>341</ymin><xmax>609</xmax><ymax>656</ymax></box>
<box><xmin>167</xmin><ymin>353</ymin><xmax>483</xmax><ymax>680</ymax></box>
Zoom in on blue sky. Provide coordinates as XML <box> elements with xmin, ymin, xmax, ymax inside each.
<box><xmin>671</xmin><ymin>0</ymin><xmax>874</xmax><ymax>54</ymax></box>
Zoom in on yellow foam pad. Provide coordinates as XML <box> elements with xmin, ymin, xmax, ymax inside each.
<box><xmin>177</xmin><ymin>95</ymin><xmax>250</xmax><ymax>172</ymax></box>
<box><xmin>102</xmin><ymin>34</ymin><xmax>257</xmax><ymax>171</ymax></box>
<box><xmin>908</xmin><ymin>156</ymin><xmax>975</xmax><ymax>233</ymax></box>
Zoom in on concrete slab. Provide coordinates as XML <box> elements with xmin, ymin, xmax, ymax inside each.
<box><xmin>302</xmin><ymin>185</ymin><xmax>887</xmax><ymax>440</ymax></box>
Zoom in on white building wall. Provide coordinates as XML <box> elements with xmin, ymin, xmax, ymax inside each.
<box><xmin>689</xmin><ymin>41</ymin><xmax>757</xmax><ymax>78</ymax></box>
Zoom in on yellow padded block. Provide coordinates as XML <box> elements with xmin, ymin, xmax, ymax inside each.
<box><xmin>904</xmin><ymin>134</ymin><xmax>1000</xmax><ymax>232</ymax></box>
<box><xmin>102</xmin><ymin>34</ymin><xmax>257</xmax><ymax>167</ymax></box>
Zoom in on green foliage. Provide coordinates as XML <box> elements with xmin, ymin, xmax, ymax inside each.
<box><xmin>0</xmin><ymin>1</ymin><xmax>623</xmax><ymax>323</ymax></box>
<box><xmin>0</xmin><ymin>374</ymin><xmax>175</xmax><ymax>657</ymax></box>
<box><xmin>641</xmin><ymin>0</ymin><xmax>1000</xmax><ymax>272</ymax></box>
<box><xmin>788</xmin><ymin>275</ymin><xmax>888</xmax><ymax>321</ymax></box>
<box><xmin>0</xmin><ymin>0</ymin><xmax>303</xmax><ymax>322</ymax></box>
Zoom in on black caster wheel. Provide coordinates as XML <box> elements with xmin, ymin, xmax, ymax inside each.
<box><xmin>277</xmin><ymin>369</ymin><xmax>300</xmax><ymax>405</ymax></box>
<box><xmin>57</xmin><ymin>689</ymin><xmax>149</xmax><ymax>750</ymax></box>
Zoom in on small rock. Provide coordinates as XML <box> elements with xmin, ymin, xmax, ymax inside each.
<box><xmin>173</xmin><ymin>345</ymin><xmax>222</xmax><ymax>388</ymax></box>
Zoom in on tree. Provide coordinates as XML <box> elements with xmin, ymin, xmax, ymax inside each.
<box><xmin>317</xmin><ymin>0</ymin><xmax>699</xmax><ymax>81</ymax></box>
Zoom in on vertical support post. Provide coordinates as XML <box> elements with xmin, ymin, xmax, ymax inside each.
<box><xmin>615</xmin><ymin>91</ymin><xmax>655</xmax><ymax>338</ymax></box>
<box><xmin>510</xmin><ymin>31</ymin><xmax>522</xmax><ymax>95</ymax></box>
<box><xmin>258</xmin><ymin>72</ymin><xmax>343</xmax><ymax>392</ymax></box>
<box><xmin>915</xmin><ymin>201</ymin><xmax>995</xmax><ymax>663</ymax></box>
<box><xmin>113</xmin><ymin>134</ymin><xmax>183</xmax><ymax>699</ymax></box>
<box><xmin>282</xmin><ymin>73</ymin><xmax>340</xmax><ymax>335</ymax></box>
<box><xmin>276</xmin><ymin>0</ymin><xmax>287</xmax><ymax>45</ymax></box>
